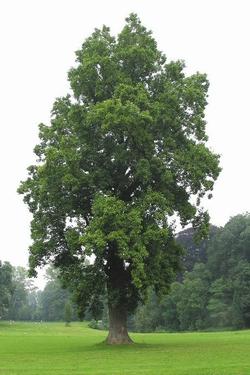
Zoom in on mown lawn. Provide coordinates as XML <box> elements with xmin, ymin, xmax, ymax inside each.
<box><xmin>0</xmin><ymin>321</ymin><xmax>249</xmax><ymax>375</ymax></box>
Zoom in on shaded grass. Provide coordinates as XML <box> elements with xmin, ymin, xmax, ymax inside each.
<box><xmin>0</xmin><ymin>321</ymin><xmax>250</xmax><ymax>374</ymax></box>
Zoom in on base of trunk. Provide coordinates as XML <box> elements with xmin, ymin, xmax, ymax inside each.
<box><xmin>105</xmin><ymin>329</ymin><xmax>133</xmax><ymax>345</ymax></box>
<box><xmin>105</xmin><ymin>305</ymin><xmax>133</xmax><ymax>344</ymax></box>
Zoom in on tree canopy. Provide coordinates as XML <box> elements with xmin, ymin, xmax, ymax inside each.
<box><xmin>18</xmin><ymin>14</ymin><xmax>220</xmax><ymax>343</ymax></box>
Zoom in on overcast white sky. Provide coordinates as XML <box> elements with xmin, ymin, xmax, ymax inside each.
<box><xmin>0</xmin><ymin>0</ymin><xmax>249</xmax><ymax>288</ymax></box>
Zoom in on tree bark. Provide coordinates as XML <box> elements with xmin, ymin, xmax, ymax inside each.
<box><xmin>105</xmin><ymin>242</ymin><xmax>133</xmax><ymax>344</ymax></box>
<box><xmin>105</xmin><ymin>304</ymin><xmax>133</xmax><ymax>344</ymax></box>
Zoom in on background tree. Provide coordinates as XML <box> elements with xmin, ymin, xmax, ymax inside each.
<box><xmin>231</xmin><ymin>261</ymin><xmax>250</xmax><ymax>328</ymax></box>
<box><xmin>133</xmin><ymin>288</ymin><xmax>162</xmax><ymax>332</ymax></box>
<box><xmin>37</xmin><ymin>267</ymin><xmax>77</xmax><ymax>322</ymax></box>
<box><xmin>207</xmin><ymin>278</ymin><xmax>233</xmax><ymax>328</ymax></box>
<box><xmin>8</xmin><ymin>267</ymin><xmax>36</xmax><ymax>321</ymax></box>
<box><xmin>206</xmin><ymin>214</ymin><xmax>250</xmax><ymax>328</ymax></box>
<box><xmin>176</xmin><ymin>263</ymin><xmax>210</xmax><ymax>330</ymax></box>
<box><xmin>176</xmin><ymin>226</ymin><xmax>218</xmax><ymax>276</ymax></box>
<box><xmin>18</xmin><ymin>14</ymin><xmax>220</xmax><ymax>344</ymax></box>
<box><xmin>64</xmin><ymin>301</ymin><xmax>72</xmax><ymax>326</ymax></box>
<box><xmin>159</xmin><ymin>282</ymin><xmax>183</xmax><ymax>331</ymax></box>
<box><xmin>0</xmin><ymin>261</ymin><xmax>13</xmax><ymax>319</ymax></box>
<box><xmin>132</xmin><ymin>214</ymin><xmax>250</xmax><ymax>333</ymax></box>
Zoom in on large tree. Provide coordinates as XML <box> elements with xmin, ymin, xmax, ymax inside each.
<box><xmin>18</xmin><ymin>14</ymin><xmax>220</xmax><ymax>344</ymax></box>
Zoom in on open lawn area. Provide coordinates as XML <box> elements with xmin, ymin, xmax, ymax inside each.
<box><xmin>0</xmin><ymin>322</ymin><xmax>249</xmax><ymax>375</ymax></box>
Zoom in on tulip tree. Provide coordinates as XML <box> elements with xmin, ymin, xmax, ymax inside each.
<box><xmin>18</xmin><ymin>14</ymin><xmax>220</xmax><ymax>344</ymax></box>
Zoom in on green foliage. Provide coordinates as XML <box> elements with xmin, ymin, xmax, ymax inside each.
<box><xmin>133</xmin><ymin>289</ymin><xmax>162</xmax><ymax>332</ymax></box>
<box><xmin>158</xmin><ymin>282</ymin><xmax>182</xmax><ymax>331</ymax></box>
<box><xmin>176</xmin><ymin>225</ymin><xmax>218</xmax><ymax>275</ymax></box>
<box><xmin>176</xmin><ymin>264</ymin><xmax>211</xmax><ymax>331</ymax></box>
<box><xmin>7</xmin><ymin>267</ymin><xmax>36</xmax><ymax>321</ymax></box>
<box><xmin>232</xmin><ymin>261</ymin><xmax>250</xmax><ymax>328</ymax></box>
<box><xmin>133</xmin><ymin>213</ymin><xmax>250</xmax><ymax>332</ymax></box>
<box><xmin>207</xmin><ymin>213</ymin><xmax>250</xmax><ymax>328</ymax></box>
<box><xmin>0</xmin><ymin>261</ymin><xmax>13</xmax><ymax>318</ymax></box>
<box><xmin>133</xmin><ymin>263</ymin><xmax>211</xmax><ymax>332</ymax></box>
<box><xmin>0</xmin><ymin>262</ymin><xmax>80</xmax><ymax>322</ymax></box>
<box><xmin>39</xmin><ymin>279</ymin><xmax>72</xmax><ymax>321</ymax></box>
<box><xmin>207</xmin><ymin>278</ymin><xmax>232</xmax><ymax>327</ymax></box>
<box><xmin>0</xmin><ymin>264</ymin><xmax>39</xmax><ymax>321</ymax></box>
<box><xmin>207</xmin><ymin>214</ymin><xmax>250</xmax><ymax>278</ymax></box>
<box><xmin>18</xmin><ymin>14</ymin><xmax>220</xmax><ymax>325</ymax></box>
<box><xmin>36</xmin><ymin>267</ymin><xmax>78</xmax><ymax>322</ymax></box>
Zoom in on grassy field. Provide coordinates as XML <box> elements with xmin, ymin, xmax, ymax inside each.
<box><xmin>0</xmin><ymin>322</ymin><xmax>250</xmax><ymax>375</ymax></box>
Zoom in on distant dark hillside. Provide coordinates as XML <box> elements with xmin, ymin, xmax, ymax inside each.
<box><xmin>176</xmin><ymin>225</ymin><xmax>219</xmax><ymax>274</ymax></box>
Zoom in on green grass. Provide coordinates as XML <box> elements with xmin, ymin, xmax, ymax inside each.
<box><xmin>0</xmin><ymin>321</ymin><xmax>250</xmax><ymax>374</ymax></box>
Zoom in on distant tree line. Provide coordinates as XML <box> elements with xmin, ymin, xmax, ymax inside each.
<box><xmin>0</xmin><ymin>264</ymin><xmax>78</xmax><ymax>322</ymax></box>
<box><xmin>132</xmin><ymin>213</ymin><xmax>250</xmax><ymax>332</ymax></box>
<box><xmin>1</xmin><ymin>213</ymin><xmax>250</xmax><ymax>331</ymax></box>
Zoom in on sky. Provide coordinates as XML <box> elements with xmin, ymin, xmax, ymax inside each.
<box><xmin>0</xmin><ymin>0</ymin><xmax>249</xmax><ymax>288</ymax></box>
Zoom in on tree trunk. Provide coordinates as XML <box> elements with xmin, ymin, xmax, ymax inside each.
<box><xmin>105</xmin><ymin>305</ymin><xmax>133</xmax><ymax>344</ymax></box>
<box><xmin>105</xmin><ymin>243</ymin><xmax>133</xmax><ymax>344</ymax></box>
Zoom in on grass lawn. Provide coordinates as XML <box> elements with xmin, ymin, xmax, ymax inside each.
<box><xmin>0</xmin><ymin>321</ymin><xmax>250</xmax><ymax>375</ymax></box>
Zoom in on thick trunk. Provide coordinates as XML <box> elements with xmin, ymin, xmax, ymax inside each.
<box><xmin>105</xmin><ymin>243</ymin><xmax>133</xmax><ymax>344</ymax></box>
<box><xmin>105</xmin><ymin>305</ymin><xmax>133</xmax><ymax>344</ymax></box>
